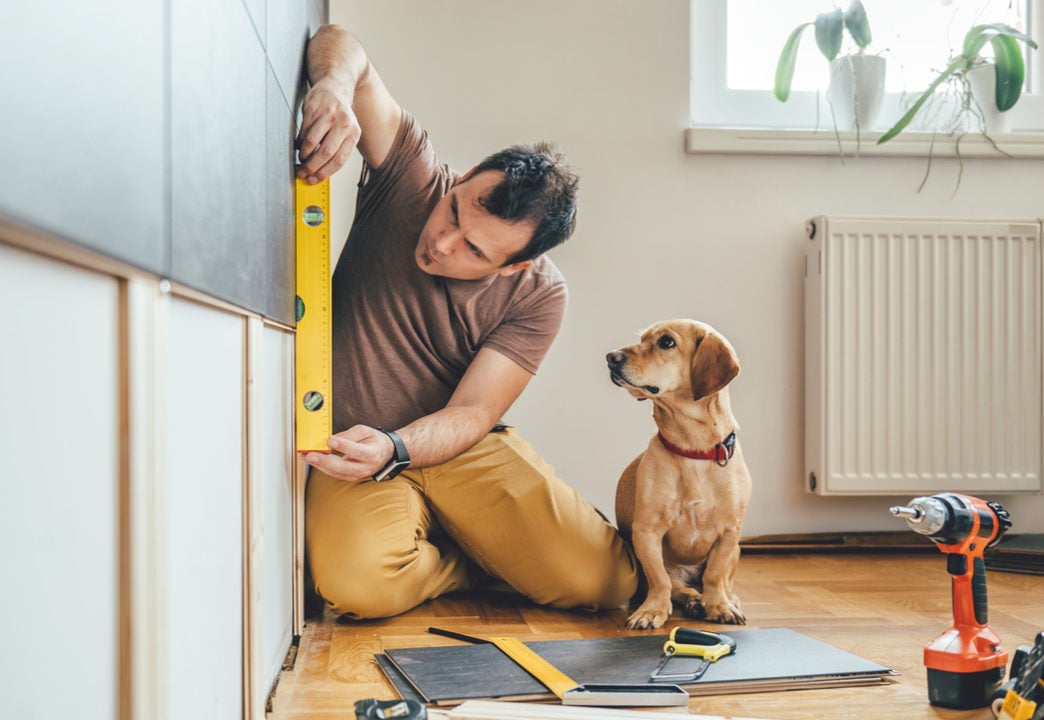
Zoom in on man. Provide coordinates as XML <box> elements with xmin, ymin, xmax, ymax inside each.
<box><xmin>297</xmin><ymin>24</ymin><xmax>637</xmax><ymax>620</ymax></box>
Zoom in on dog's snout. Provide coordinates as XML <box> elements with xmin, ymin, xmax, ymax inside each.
<box><xmin>606</xmin><ymin>350</ymin><xmax>626</xmax><ymax>368</ymax></box>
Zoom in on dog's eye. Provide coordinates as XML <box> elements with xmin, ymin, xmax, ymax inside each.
<box><xmin>657</xmin><ymin>335</ymin><xmax>676</xmax><ymax>350</ymax></box>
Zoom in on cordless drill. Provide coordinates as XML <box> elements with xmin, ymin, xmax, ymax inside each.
<box><xmin>890</xmin><ymin>493</ymin><xmax>1013</xmax><ymax>709</ymax></box>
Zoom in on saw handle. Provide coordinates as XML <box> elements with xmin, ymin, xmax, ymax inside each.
<box><xmin>664</xmin><ymin>628</ymin><xmax>737</xmax><ymax>661</ymax></box>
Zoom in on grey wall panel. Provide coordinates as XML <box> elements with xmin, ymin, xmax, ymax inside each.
<box><xmin>265</xmin><ymin>62</ymin><xmax>296</xmax><ymax>324</ymax></box>
<box><xmin>171</xmin><ymin>0</ymin><xmax>267</xmax><ymax>313</ymax></box>
<box><xmin>268</xmin><ymin>0</ymin><xmax>310</xmax><ymax>111</ymax></box>
<box><xmin>243</xmin><ymin>0</ymin><xmax>265</xmax><ymax>44</ymax></box>
<box><xmin>0</xmin><ymin>1</ymin><xmax>167</xmax><ymax>274</ymax></box>
<box><xmin>308</xmin><ymin>0</ymin><xmax>328</xmax><ymax>33</ymax></box>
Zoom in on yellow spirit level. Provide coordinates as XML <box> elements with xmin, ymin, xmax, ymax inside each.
<box><xmin>294</xmin><ymin>178</ymin><xmax>333</xmax><ymax>453</ymax></box>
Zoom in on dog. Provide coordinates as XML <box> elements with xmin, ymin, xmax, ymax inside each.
<box><xmin>607</xmin><ymin>319</ymin><xmax>751</xmax><ymax>630</ymax></box>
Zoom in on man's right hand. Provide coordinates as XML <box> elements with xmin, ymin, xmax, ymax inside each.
<box><xmin>294</xmin><ymin>25</ymin><xmax>402</xmax><ymax>183</ymax></box>
<box><xmin>303</xmin><ymin>424</ymin><xmax>396</xmax><ymax>483</ymax></box>
<box><xmin>296</xmin><ymin>77</ymin><xmax>361</xmax><ymax>185</ymax></box>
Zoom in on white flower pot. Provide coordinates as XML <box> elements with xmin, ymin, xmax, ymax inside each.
<box><xmin>965</xmin><ymin>63</ymin><xmax>1013</xmax><ymax>134</ymax></box>
<box><xmin>827</xmin><ymin>54</ymin><xmax>886</xmax><ymax>131</ymax></box>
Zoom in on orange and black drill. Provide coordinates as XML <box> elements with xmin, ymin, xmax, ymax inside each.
<box><xmin>890</xmin><ymin>493</ymin><xmax>1013</xmax><ymax>709</ymax></box>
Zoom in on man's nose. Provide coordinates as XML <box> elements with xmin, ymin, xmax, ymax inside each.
<box><xmin>433</xmin><ymin>230</ymin><xmax>460</xmax><ymax>255</ymax></box>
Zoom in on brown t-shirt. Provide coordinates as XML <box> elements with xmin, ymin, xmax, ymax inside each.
<box><xmin>330</xmin><ymin>112</ymin><xmax>568</xmax><ymax>432</ymax></box>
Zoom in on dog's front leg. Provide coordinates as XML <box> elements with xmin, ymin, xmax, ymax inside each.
<box><xmin>699</xmin><ymin>531</ymin><xmax>745</xmax><ymax>625</ymax></box>
<box><xmin>626</xmin><ymin>523</ymin><xmax>673</xmax><ymax>630</ymax></box>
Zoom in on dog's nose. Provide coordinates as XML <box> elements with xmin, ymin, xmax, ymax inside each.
<box><xmin>606</xmin><ymin>351</ymin><xmax>626</xmax><ymax>368</ymax></box>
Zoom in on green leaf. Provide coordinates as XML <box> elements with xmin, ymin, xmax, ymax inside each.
<box><xmin>990</xmin><ymin>34</ymin><xmax>1025</xmax><ymax>111</ymax></box>
<box><xmin>878</xmin><ymin>56</ymin><xmax>965</xmax><ymax>144</ymax></box>
<box><xmin>844</xmin><ymin>0</ymin><xmax>872</xmax><ymax>49</ymax></box>
<box><xmin>962</xmin><ymin>23</ymin><xmax>1037</xmax><ymax>63</ymax></box>
<box><xmin>814</xmin><ymin>8</ymin><xmax>844</xmax><ymax>61</ymax></box>
<box><xmin>774</xmin><ymin>22</ymin><xmax>812</xmax><ymax>101</ymax></box>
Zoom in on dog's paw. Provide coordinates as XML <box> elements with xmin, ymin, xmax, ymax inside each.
<box><xmin>703</xmin><ymin>600</ymin><xmax>746</xmax><ymax>625</ymax></box>
<box><xmin>625</xmin><ymin>603</ymin><xmax>671</xmax><ymax>630</ymax></box>
<box><xmin>680</xmin><ymin>597</ymin><xmax>707</xmax><ymax>619</ymax></box>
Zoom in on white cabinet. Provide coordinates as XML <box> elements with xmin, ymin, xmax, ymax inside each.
<box><xmin>0</xmin><ymin>243</ymin><xmax>120</xmax><ymax>720</ymax></box>
<box><xmin>0</xmin><ymin>241</ymin><xmax>298</xmax><ymax>719</ymax></box>
<box><xmin>164</xmin><ymin>299</ymin><xmax>246</xmax><ymax>720</ymax></box>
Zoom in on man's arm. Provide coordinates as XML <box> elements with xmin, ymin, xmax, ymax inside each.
<box><xmin>303</xmin><ymin>347</ymin><xmax>533</xmax><ymax>481</ymax></box>
<box><xmin>296</xmin><ymin>24</ymin><xmax>403</xmax><ymax>183</ymax></box>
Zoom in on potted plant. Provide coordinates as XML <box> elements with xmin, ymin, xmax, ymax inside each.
<box><xmin>774</xmin><ymin>0</ymin><xmax>885</xmax><ymax>134</ymax></box>
<box><xmin>877</xmin><ymin>23</ymin><xmax>1038</xmax><ymax>144</ymax></box>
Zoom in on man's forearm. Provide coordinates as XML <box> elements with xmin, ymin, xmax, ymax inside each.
<box><xmin>307</xmin><ymin>24</ymin><xmax>370</xmax><ymax>94</ymax></box>
<box><xmin>396</xmin><ymin>405</ymin><xmax>499</xmax><ymax>470</ymax></box>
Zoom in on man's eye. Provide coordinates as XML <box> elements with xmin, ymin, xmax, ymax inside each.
<box><xmin>657</xmin><ymin>335</ymin><xmax>676</xmax><ymax>350</ymax></box>
<box><xmin>468</xmin><ymin>244</ymin><xmax>483</xmax><ymax>258</ymax></box>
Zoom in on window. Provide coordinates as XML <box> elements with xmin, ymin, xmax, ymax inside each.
<box><xmin>690</xmin><ymin>0</ymin><xmax>1043</xmax><ymax>134</ymax></box>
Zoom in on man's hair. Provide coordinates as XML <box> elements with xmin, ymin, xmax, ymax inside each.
<box><xmin>469</xmin><ymin>142</ymin><xmax>579</xmax><ymax>265</ymax></box>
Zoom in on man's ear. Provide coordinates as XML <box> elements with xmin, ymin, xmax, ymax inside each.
<box><xmin>689</xmin><ymin>331</ymin><xmax>740</xmax><ymax>401</ymax></box>
<box><xmin>497</xmin><ymin>260</ymin><xmax>533</xmax><ymax>277</ymax></box>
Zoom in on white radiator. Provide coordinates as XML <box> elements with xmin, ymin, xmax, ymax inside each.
<box><xmin>805</xmin><ymin>216</ymin><xmax>1043</xmax><ymax>495</ymax></box>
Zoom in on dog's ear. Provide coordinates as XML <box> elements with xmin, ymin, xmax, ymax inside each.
<box><xmin>689</xmin><ymin>332</ymin><xmax>740</xmax><ymax>401</ymax></box>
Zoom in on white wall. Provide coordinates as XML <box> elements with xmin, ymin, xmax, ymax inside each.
<box><xmin>330</xmin><ymin>0</ymin><xmax>1044</xmax><ymax>535</ymax></box>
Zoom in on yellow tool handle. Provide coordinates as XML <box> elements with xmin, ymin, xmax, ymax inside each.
<box><xmin>998</xmin><ymin>688</ymin><xmax>1037</xmax><ymax>720</ymax></box>
<box><xmin>663</xmin><ymin>640</ymin><xmax>732</xmax><ymax>661</ymax></box>
<box><xmin>489</xmin><ymin>636</ymin><xmax>579</xmax><ymax>699</ymax></box>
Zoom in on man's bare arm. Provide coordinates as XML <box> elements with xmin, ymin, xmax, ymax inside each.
<box><xmin>304</xmin><ymin>348</ymin><xmax>533</xmax><ymax>481</ymax></box>
<box><xmin>296</xmin><ymin>24</ymin><xmax>402</xmax><ymax>183</ymax></box>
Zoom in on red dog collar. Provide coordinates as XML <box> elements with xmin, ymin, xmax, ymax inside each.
<box><xmin>657</xmin><ymin>431</ymin><xmax>736</xmax><ymax>466</ymax></box>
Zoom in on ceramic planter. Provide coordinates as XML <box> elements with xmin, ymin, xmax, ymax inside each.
<box><xmin>827</xmin><ymin>54</ymin><xmax>886</xmax><ymax>131</ymax></box>
<box><xmin>965</xmin><ymin>62</ymin><xmax>1013</xmax><ymax>134</ymax></box>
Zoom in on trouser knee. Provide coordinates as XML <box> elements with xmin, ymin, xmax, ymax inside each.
<box><xmin>309</xmin><ymin>543</ymin><xmax>417</xmax><ymax>620</ymax></box>
<box><xmin>529</xmin><ymin>547</ymin><xmax>638</xmax><ymax>611</ymax></box>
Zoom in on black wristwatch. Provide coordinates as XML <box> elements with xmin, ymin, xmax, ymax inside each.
<box><xmin>373</xmin><ymin>428</ymin><xmax>410</xmax><ymax>482</ymax></box>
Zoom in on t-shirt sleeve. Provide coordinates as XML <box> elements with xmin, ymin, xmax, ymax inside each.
<box><xmin>353</xmin><ymin>110</ymin><xmax>448</xmax><ymax>226</ymax></box>
<box><xmin>482</xmin><ymin>275</ymin><xmax>568</xmax><ymax>375</ymax></box>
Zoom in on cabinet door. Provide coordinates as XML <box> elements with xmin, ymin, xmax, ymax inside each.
<box><xmin>0</xmin><ymin>244</ymin><xmax>120</xmax><ymax>719</ymax></box>
<box><xmin>163</xmin><ymin>298</ymin><xmax>245</xmax><ymax>720</ymax></box>
<box><xmin>260</xmin><ymin>326</ymin><xmax>295</xmax><ymax>690</ymax></box>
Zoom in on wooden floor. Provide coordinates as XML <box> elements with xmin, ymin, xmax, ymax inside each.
<box><xmin>269</xmin><ymin>552</ymin><xmax>1043</xmax><ymax>720</ymax></box>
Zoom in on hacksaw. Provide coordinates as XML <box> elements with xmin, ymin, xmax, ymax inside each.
<box><xmin>294</xmin><ymin>177</ymin><xmax>333</xmax><ymax>453</ymax></box>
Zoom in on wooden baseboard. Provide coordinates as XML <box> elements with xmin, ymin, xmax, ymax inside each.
<box><xmin>739</xmin><ymin>531</ymin><xmax>935</xmax><ymax>553</ymax></box>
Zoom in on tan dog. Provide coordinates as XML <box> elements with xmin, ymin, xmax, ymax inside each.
<box><xmin>607</xmin><ymin>319</ymin><xmax>751</xmax><ymax>630</ymax></box>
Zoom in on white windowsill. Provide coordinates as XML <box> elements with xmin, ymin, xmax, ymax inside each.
<box><xmin>685</xmin><ymin>127</ymin><xmax>1044</xmax><ymax>158</ymax></box>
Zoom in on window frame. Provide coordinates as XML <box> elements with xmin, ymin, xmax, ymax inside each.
<box><xmin>689</xmin><ymin>0</ymin><xmax>1044</xmax><ymax>140</ymax></box>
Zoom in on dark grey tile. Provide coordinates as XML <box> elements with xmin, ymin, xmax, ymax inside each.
<box><xmin>265</xmin><ymin>62</ymin><xmax>296</xmax><ymax>325</ymax></box>
<box><xmin>267</xmin><ymin>0</ymin><xmax>310</xmax><ymax>113</ymax></box>
<box><xmin>171</xmin><ymin>0</ymin><xmax>267</xmax><ymax>312</ymax></box>
<box><xmin>0</xmin><ymin>1</ymin><xmax>167</xmax><ymax>274</ymax></box>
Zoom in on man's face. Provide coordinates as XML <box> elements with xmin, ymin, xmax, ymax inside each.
<box><xmin>415</xmin><ymin>170</ymin><xmax>536</xmax><ymax>280</ymax></box>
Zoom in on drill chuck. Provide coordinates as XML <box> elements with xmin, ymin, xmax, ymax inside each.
<box><xmin>889</xmin><ymin>496</ymin><xmax>949</xmax><ymax>537</ymax></box>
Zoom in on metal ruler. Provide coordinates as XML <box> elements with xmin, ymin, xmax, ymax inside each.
<box><xmin>294</xmin><ymin>177</ymin><xmax>332</xmax><ymax>453</ymax></box>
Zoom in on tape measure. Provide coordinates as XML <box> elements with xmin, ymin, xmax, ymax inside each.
<box><xmin>294</xmin><ymin>177</ymin><xmax>333</xmax><ymax>453</ymax></box>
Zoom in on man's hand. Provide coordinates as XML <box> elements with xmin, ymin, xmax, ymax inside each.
<box><xmin>296</xmin><ymin>77</ymin><xmax>361</xmax><ymax>185</ymax></box>
<box><xmin>303</xmin><ymin>424</ymin><xmax>394</xmax><ymax>482</ymax></box>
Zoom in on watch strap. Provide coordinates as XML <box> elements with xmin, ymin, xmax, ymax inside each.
<box><xmin>373</xmin><ymin>427</ymin><xmax>410</xmax><ymax>481</ymax></box>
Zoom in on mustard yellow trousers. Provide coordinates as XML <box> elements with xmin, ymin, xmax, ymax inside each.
<box><xmin>305</xmin><ymin>428</ymin><xmax>638</xmax><ymax>619</ymax></box>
